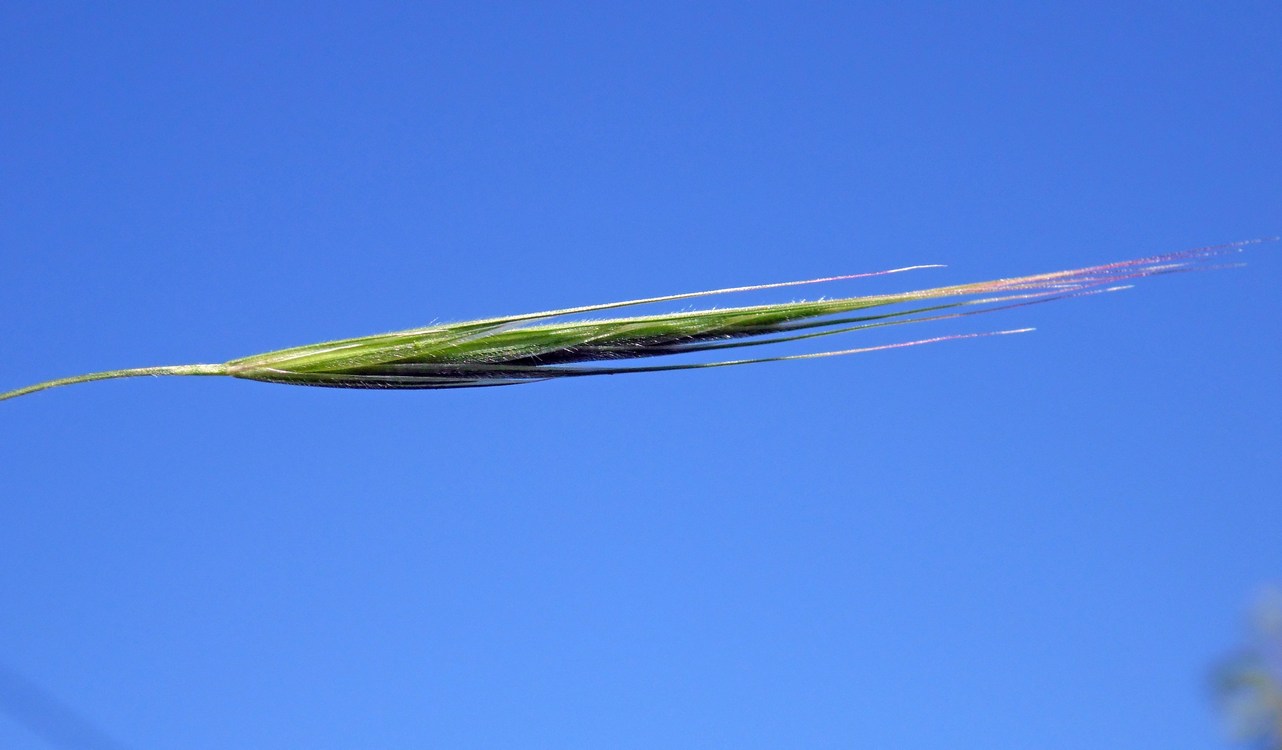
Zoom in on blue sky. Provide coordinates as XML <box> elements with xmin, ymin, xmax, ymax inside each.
<box><xmin>1</xmin><ymin>3</ymin><xmax>1279</xmax><ymax>748</ymax></box>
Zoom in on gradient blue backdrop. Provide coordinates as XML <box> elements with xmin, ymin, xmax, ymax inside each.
<box><xmin>2</xmin><ymin>3</ymin><xmax>1279</xmax><ymax>749</ymax></box>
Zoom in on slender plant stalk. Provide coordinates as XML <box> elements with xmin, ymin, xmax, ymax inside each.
<box><xmin>1</xmin><ymin>240</ymin><xmax>1271</xmax><ymax>403</ymax></box>
<box><xmin>0</xmin><ymin>365</ymin><xmax>228</xmax><ymax>402</ymax></box>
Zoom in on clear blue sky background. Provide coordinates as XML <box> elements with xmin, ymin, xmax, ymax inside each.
<box><xmin>1</xmin><ymin>3</ymin><xmax>1279</xmax><ymax>749</ymax></box>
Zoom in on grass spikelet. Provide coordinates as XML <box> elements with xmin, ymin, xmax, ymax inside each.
<box><xmin>0</xmin><ymin>240</ymin><xmax>1271</xmax><ymax>403</ymax></box>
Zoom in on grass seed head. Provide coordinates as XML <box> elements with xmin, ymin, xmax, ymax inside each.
<box><xmin>1</xmin><ymin>239</ymin><xmax>1271</xmax><ymax>402</ymax></box>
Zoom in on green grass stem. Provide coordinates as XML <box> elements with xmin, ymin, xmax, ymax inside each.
<box><xmin>0</xmin><ymin>365</ymin><xmax>227</xmax><ymax>402</ymax></box>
